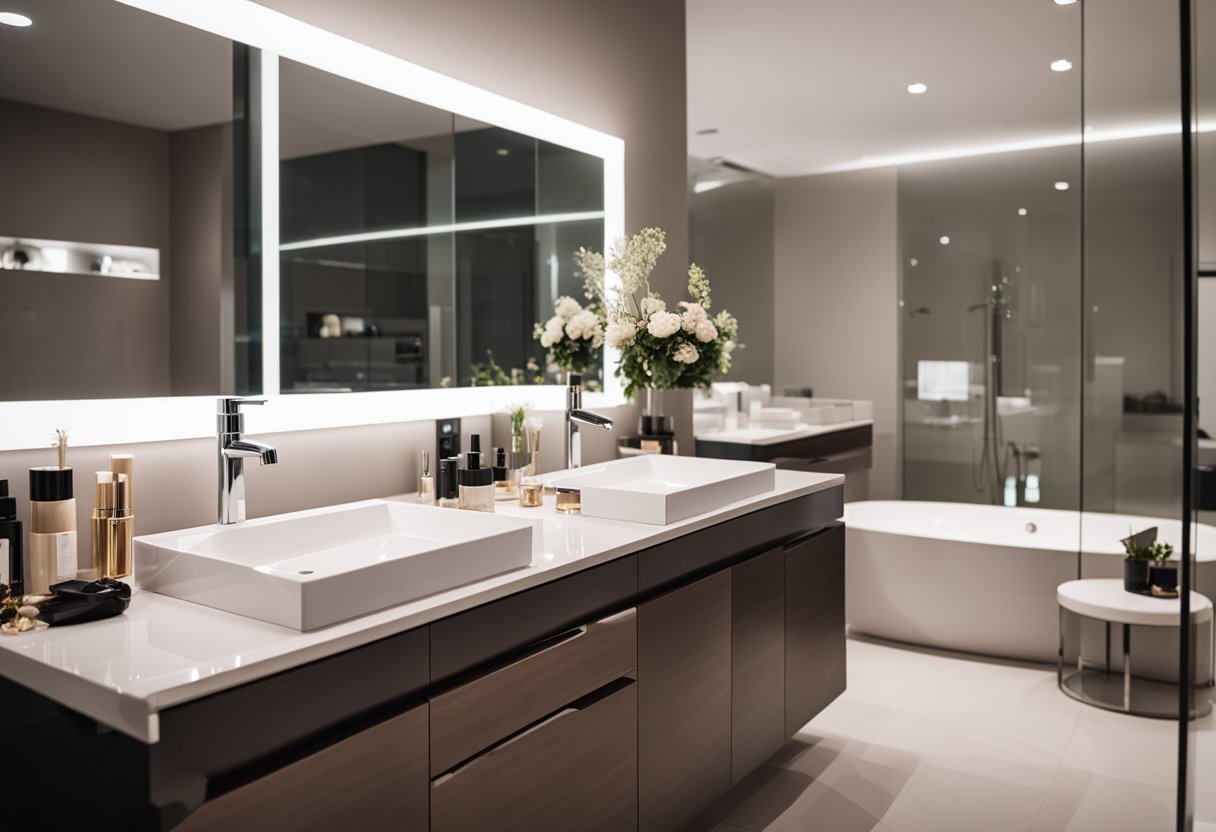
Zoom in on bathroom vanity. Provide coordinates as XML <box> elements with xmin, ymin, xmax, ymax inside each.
<box><xmin>0</xmin><ymin>471</ymin><xmax>844</xmax><ymax>832</ymax></box>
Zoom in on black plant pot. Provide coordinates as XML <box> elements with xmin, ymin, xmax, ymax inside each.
<box><xmin>1149</xmin><ymin>564</ymin><xmax>1179</xmax><ymax>594</ymax></box>
<box><xmin>1124</xmin><ymin>559</ymin><xmax>1151</xmax><ymax>593</ymax></box>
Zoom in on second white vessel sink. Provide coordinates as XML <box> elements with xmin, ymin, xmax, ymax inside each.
<box><xmin>544</xmin><ymin>455</ymin><xmax>776</xmax><ymax>525</ymax></box>
<box><xmin>134</xmin><ymin>500</ymin><xmax>538</xmax><ymax>630</ymax></box>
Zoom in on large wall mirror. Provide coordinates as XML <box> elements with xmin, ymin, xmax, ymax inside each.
<box><xmin>0</xmin><ymin>0</ymin><xmax>623</xmax><ymax>449</ymax></box>
<box><xmin>0</xmin><ymin>0</ymin><xmax>257</xmax><ymax>402</ymax></box>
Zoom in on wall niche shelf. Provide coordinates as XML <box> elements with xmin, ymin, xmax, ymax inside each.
<box><xmin>0</xmin><ymin>235</ymin><xmax>160</xmax><ymax>281</ymax></box>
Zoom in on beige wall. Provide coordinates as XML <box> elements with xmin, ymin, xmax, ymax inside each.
<box><xmin>0</xmin><ymin>99</ymin><xmax>172</xmax><ymax>400</ymax></box>
<box><xmin>258</xmin><ymin>0</ymin><xmax>689</xmax><ymax>296</ymax></box>
<box><xmin>774</xmin><ymin>169</ymin><xmax>900</xmax><ymax>499</ymax></box>
<box><xmin>689</xmin><ymin>175</ymin><xmax>775</xmax><ymax>385</ymax></box>
<box><xmin>0</xmin><ymin>0</ymin><xmax>682</xmax><ymax>548</ymax></box>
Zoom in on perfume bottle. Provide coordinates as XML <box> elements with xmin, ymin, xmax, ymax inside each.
<box><xmin>493</xmin><ymin>447</ymin><xmax>518</xmax><ymax>501</ymax></box>
<box><xmin>0</xmin><ymin>479</ymin><xmax>22</xmax><ymax>596</ymax></box>
<box><xmin>418</xmin><ymin>451</ymin><xmax>435</xmax><ymax>505</ymax></box>
<box><xmin>458</xmin><ymin>435</ymin><xmax>495</xmax><ymax>512</ymax></box>
<box><xmin>438</xmin><ymin>457</ymin><xmax>460</xmax><ymax>508</ymax></box>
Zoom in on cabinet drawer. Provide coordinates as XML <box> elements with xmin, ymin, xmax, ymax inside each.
<box><xmin>430</xmin><ymin>607</ymin><xmax>636</xmax><ymax>775</ymax></box>
<box><xmin>431</xmin><ymin>679</ymin><xmax>638</xmax><ymax>832</ymax></box>
<box><xmin>176</xmin><ymin>703</ymin><xmax>428</xmax><ymax>832</ymax></box>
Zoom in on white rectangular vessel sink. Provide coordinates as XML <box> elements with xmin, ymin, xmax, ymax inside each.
<box><xmin>134</xmin><ymin>500</ymin><xmax>538</xmax><ymax>630</ymax></box>
<box><xmin>544</xmin><ymin>455</ymin><xmax>775</xmax><ymax>525</ymax></box>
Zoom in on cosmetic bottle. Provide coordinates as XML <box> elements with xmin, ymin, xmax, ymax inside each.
<box><xmin>438</xmin><ymin>457</ymin><xmax>461</xmax><ymax>509</ymax></box>
<box><xmin>0</xmin><ymin>479</ymin><xmax>23</xmax><ymax>596</ymax></box>
<box><xmin>29</xmin><ymin>466</ymin><xmax>77</xmax><ymax>594</ymax></box>
<box><xmin>91</xmin><ymin>471</ymin><xmax>133</xmax><ymax>580</ymax></box>
<box><xmin>458</xmin><ymin>435</ymin><xmax>495</xmax><ymax>512</ymax></box>
<box><xmin>418</xmin><ymin>451</ymin><xmax>435</xmax><ymax>505</ymax></box>
<box><xmin>493</xmin><ymin>447</ymin><xmax>518</xmax><ymax>501</ymax></box>
<box><xmin>554</xmin><ymin>487</ymin><xmax>582</xmax><ymax>514</ymax></box>
<box><xmin>110</xmin><ymin>454</ymin><xmax>134</xmax><ymax>517</ymax></box>
<box><xmin>518</xmin><ymin>476</ymin><xmax>544</xmax><ymax>508</ymax></box>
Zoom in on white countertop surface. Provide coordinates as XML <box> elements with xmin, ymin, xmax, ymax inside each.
<box><xmin>696</xmin><ymin>419</ymin><xmax>873</xmax><ymax>447</ymax></box>
<box><xmin>0</xmin><ymin>470</ymin><xmax>842</xmax><ymax>743</ymax></box>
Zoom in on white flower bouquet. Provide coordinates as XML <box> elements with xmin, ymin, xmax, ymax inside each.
<box><xmin>533</xmin><ymin>295</ymin><xmax>604</xmax><ymax>382</ymax></box>
<box><xmin>576</xmin><ymin>227</ymin><xmax>738</xmax><ymax>397</ymax></box>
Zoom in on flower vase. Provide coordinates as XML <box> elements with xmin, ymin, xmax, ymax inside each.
<box><xmin>636</xmin><ymin>387</ymin><xmax>694</xmax><ymax>455</ymax></box>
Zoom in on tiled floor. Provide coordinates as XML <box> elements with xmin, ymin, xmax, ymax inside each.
<box><xmin>688</xmin><ymin>636</ymin><xmax>1216</xmax><ymax>832</ymax></box>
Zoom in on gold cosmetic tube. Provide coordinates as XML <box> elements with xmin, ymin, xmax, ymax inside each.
<box><xmin>91</xmin><ymin>472</ymin><xmax>133</xmax><ymax>580</ymax></box>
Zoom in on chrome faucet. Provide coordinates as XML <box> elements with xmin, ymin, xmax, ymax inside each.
<box><xmin>564</xmin><ymin>374</ymin><xmax>613</xmax><ymax>469</ymax></box>
<box><xmin>218</xmin><ymin>397</ymin><xmax>279</xmax><ymax>525</ymax></box>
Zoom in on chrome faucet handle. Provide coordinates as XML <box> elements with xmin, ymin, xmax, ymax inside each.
<box><xmin>217</xmin><ymin>397</ymin><xmax>268</xmax><ymax>433</ymax></box>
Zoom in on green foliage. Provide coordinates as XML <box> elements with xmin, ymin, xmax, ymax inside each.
<box><xmin>1123</xmin><ymin>539</ymin><xmax>1174</xmax><ymax>563</ymax></box>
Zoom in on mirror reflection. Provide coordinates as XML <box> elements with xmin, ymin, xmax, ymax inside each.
<box><xmin>0</xmin><ymin>0</ymin><xmax>254</xmax><ymax>401</ymax></box>
<box><xmin>278</xmin><ymin>60</ymin><xmax>605</xmax><ymax>393</ymax></box>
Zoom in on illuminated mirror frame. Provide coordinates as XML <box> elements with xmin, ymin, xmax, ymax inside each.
<box><xmin>0</xmin><ymin>0</ymin><xmax>625</xmax><ymax>450</ymax></box>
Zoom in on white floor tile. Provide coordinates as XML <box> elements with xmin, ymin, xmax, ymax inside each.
<box><xmin>708</xmin><ymin>637</ymin><xmax>1187</xmax><ymax>832</ymax></box>
<box><xmin>1029</xmin><ymin>769</ymin><xmax>1175</xmax><ymax>832</ymax></box>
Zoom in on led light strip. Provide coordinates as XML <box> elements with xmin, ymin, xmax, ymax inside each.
<box><xmin>280</xmin><ymin>210</ymin><xmax>607</xmax><ymax>252</ymax></box>
<box><xmin>800</xmin><ymin>120</ymin><xmax>1216</xmax><ymax>175</ymax></box>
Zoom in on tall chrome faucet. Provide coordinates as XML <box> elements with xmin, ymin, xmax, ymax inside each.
<box><xmin>218</xmin><ymin>397</ymin><xmax>279</xmax><ymax>525</ymax></box>
<box><xmin>564</xmin><ymin>373</ymin><xmax>613</xmax><ymax>469</ymax></box>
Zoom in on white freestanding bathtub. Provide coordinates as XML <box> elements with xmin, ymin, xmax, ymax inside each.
<box><xmin>844</xmin><ymin>500</ymin><xmax>1216</xmax><ymax>663</ymax></box>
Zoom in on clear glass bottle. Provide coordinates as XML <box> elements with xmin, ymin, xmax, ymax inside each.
<box><xmin>458</xmin><ymin>436</ymin><xmax>495</xmax><ymax>512</ymax></box>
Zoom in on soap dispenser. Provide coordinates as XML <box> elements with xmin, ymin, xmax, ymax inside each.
<box><xmin>458</xmin><ymin>435</ymin><xmax>495</xmax><ymax>512</ymax></box>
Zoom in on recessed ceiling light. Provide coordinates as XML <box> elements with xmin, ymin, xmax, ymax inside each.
<box><xmin>907</xmin><ymin>83</ymin><xmax>928</xmax><ymax>95</ymax></box>
<box><xmin>1018</xmin><ymin>208</ymin><xmax>1028</xmax><ymax>216</ymax></box>
<box><xmin>0</xmin><ymin>11</ymin><xmax>32</xmax><ymax>26</ymax></box>
<box><xmin>939</xmin><ymin>236</ymin><xmax>951</xmax><ymax>246</ymax></box>
<box><xmin>1054</xmin><ymin>181</ymin><xmax>1070</xmax><ymax>190</ymax></box>
<box><xmin>695</xmin><ymin>127</ymin><xmax>720</xmax><ymax>136</ymax></box>
<box><xmin>495</xmin><ymin>148</ymin><xmax>509</xmax><ymax>156</ymax></box>
<box><xmin>1050</xmin><ymin>59</ymin><xmax>1073</xmax><ymax>72</ymax></box>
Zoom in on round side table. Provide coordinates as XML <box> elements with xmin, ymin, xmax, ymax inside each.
<box><xmin>1057</xmin><ymin>578</ymin><xmax>1214</xmax><ymax>719</ymax></box>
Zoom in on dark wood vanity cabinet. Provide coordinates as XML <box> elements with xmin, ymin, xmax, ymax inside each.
<box><xmin>430</xmin><ymin>608</ymin><xmax>639</xmax><ymax>832</ymax></box>
<box><xmin>6</xmin><ymin>489</ymin><xmax>846</xmax><ymax>832</ymax></box>
<box><xmin>175</xmin><ymin>703</ymin><xmax>429</xmax><ymax>832</ymax></box>
<box><xmin>731</xmin><ymin>547</ymin><xmax>788</xmax><ymax>783</ymax></box>
<box><xmin>638</xmin><ymin>570</ymin><xmax>733</xmax><ymax>832</ymax></box>
<box><xmin>785</xmin><ymin>525</ymin><xmax>847</xmax><ymax>736</ymax></box>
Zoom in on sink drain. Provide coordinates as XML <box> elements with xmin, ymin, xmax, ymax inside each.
<box><xmin>299</xmin><ymin>570</ymin><xmax>314</xmax><ymax>575</ymax></box>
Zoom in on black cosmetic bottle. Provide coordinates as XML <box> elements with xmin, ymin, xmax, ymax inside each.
<box><xmin>0</xmin><ymin>479</ymin><xmax>23</xmax><ymax>596</ymax></box>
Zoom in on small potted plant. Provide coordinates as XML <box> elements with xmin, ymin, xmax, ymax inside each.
<box><xmin>1121</xmin><ymin>527</ymin><xmax>1173</xmax><ymax>595</ymax></box>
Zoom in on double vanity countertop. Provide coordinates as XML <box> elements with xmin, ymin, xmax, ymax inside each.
<box><xmin>0</xmin><ymin>470</ymin><xmax>842</xmax><ymax>743</ymax></box>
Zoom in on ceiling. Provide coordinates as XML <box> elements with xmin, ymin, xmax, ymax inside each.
<box><xmin>0</xmin><ymin>0</ymin><xmax>232</xmax><ymax>131</ymax></box>
<box><xmin>687</xmin><ymin>0</ymin><xmax>1209</xmax><ymax>178</ymax></box>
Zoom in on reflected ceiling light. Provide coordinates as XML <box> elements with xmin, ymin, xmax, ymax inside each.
<box><xmin>495</xmin><ymin>148</ymin><xmax>509</xmax><ymax>156</ymax></box>
<box><xmin>280</xmin><ymin>210</ymin><xmax>606</xmax><ymax>251</ymax></box>
<box><xmin>939</xmin><ymin>236</ymin><xmax>951</xmax><ymax>245</ymax></box>
<box><xmin>910</xmin><ymin>257</ymin><xmax>919</xmax><ymax>267</ymax></box>
<box><xmin>1050</xmin><ymin>59</ymin><xmax>1073</xmax><ymax>72</ymax></box>
<box><xmin>907</xmin><ymin>83</ymin><xmax>928</xmax><ymax>95</ymax></box>
<box><xmin>1053</xmin><ymin>0</ymin><xmax>1078</xmax><ymax>5</ymax></box>
<box><xmin>694</xmin><ymin>179</ymin><xmax>729</xmax><ymax>194</ymax></box>
<box><xmin>0</xmin><ymin>11</ymin><xmax>32</xmax><ymax>26</ymax></box>
<box><xmin>1018</xmin><ymin>208</ymin><xmax>1028</xmax><ymax>216</ymax></box>
<box><xmin>1054</xmin><ymin>181</ymin><xmax>1070</xmax><ymax>190</ymax></box>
